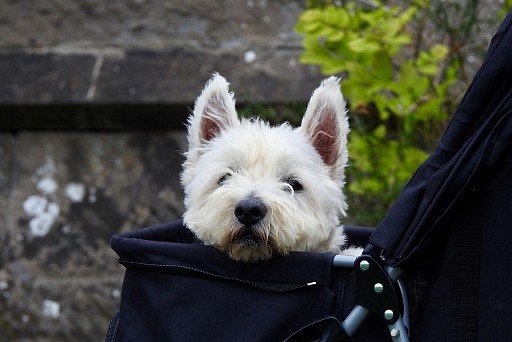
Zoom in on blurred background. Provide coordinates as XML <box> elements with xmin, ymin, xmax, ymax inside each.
<box><xmin>0</xmin><ymin>0</ymin><xmax>509</xmax><ymax>340</ymax></box>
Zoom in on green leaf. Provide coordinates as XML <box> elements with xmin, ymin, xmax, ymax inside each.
<box><xmin>300</xmin><ymin>9</ymin><xmax>322</xmax><ymax>23</ymax></box>
<box><xmin>321</xmin><ymin>62</ymin><xmax>347</xmax><ymax>74</ymax></box>
<box><xmin>373</xmin><ymin>125</ymin><xmax>387</xmax><ymax>139</ymax></box>
<box><xmin>371</xmin><ymin>53</ymin><xmax>394</xmax><ymax>81</ymax></box>
<box><xmin>418</xmin><ymin>64</ymin><xmax>438</xmax><ymax>75</ymax></box>
<box><xmin>348</xmin><ymin>38</ymin><xmax>381</xmax><ymax>53</ymax></box>
<box><xmin>430</xmin><ymin>44</ymin><xmax>449</xmax><ymax>60</ymax></box>
<box><xmin>303</xmin><ymin>21</ymin><xmax>323</xmax><ymax>33</ymax></box>
<box><xmin>322</xmin><ymin>7</ymin><xmax>350</xmax><ymax>27</ymax></box>
<box><xmin>326</xmin><ymin>31</ymin><xmax>345</xmax><ymax>42</ymax></box>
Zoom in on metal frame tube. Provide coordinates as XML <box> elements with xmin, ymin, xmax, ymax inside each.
<box><xmin>332</xmin><ymin>255</ymin><xmax>357</xmax><ymax>269</ymax></box>
<box><xmin>388</xmin><ymin>316</ymin><xmax>408</xmax><ymax>342</ymax></box>
<box><xmin>397</xmin><ymin>278</ymin><xmax>410</xmax><ymax>334</ymax></box>
<box><xmin>341</xmin><ymin>305</ymin><xmax>370</xmax><ymax>337</ymax></box>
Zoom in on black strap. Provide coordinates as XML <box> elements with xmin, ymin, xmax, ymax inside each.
<box><xmin>453</xmin><ymin>198</ymin><xmax>484</xmax><ymax>342</ymax></box>
<box><xmin>283</xmin><ymin>317</ymin><xmax>351</xmax><ymax>342</ymax></box>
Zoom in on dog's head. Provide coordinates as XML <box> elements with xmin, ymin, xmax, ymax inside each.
<box><xmin>181</xmin><ymin>73</ymin><xmax>349</xmax><ymax>262</ymax></box>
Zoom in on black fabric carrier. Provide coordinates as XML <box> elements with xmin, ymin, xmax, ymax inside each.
<box><xmin>108</xmin><ymin>221</ymin><xmax>388</xmax><ymax>342</ymax></box>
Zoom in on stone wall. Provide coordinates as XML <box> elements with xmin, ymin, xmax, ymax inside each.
<box><xmin>1</xmin><ymin>1</ymin><xmax>321</xmax><ymax>340</ymax></box>
<box><xmin>0</xmin><ymin>0</ymin><xmax>320</xmax><ymax>107</ymax></box>
<box><xmin>0</xmin><ymin>0</ymin><xmax>508</xmax><ymax>340</ymax></box>
<box><xmin>1</xmin><ymin>132</ymin><xmax>187</xmax><ymax>340</ymax></box>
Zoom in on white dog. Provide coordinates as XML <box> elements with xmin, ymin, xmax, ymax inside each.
<box><xmin>181</xmin><ymin>73</ymin><xmax>360</xmax><ymax>262</ymax></box>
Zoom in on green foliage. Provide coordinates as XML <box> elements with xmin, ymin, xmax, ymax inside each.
<box><xmin>499</xmin><ymin>0</ymin><xmax>512</xmax><ymax>20</ymax></box>
<box><xmin>238</xmin><ymin>103</ymin><xmax>306</xmax><ymax>126</ymax></box>
<box><xmin>296</xmin><ymin>1</ymin><xmax>458</xmax><ymax>225</ymax></box>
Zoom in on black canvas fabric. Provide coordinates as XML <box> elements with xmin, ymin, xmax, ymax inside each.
<box><xmin>400</xmin><ymin>161</ymin><xmax>512</xmax><ymax>342</ymax></box>
<box><xmin>108</xmin><ymin>220</ymin><xmax>389</xmax><ymax>342</ymax></box>
<box><xmin>365</xmin><ymin>10</ymin><xmax>512</xmax><ymax>341</ymax></box>
<box><xmin>370</xmin><ymin>11</ymin><xmax>512</xmax><ymax>267</ymax></box>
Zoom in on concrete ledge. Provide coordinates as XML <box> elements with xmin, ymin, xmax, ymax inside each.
<box><xmin>0</xmin><ymin>52</ymin><xmax>97</xmax><ymax>104</ymax></box>
<box><xmin>0</xmin><ymin>48</ymin><xmax>322</xmax><ymax>105</ymax></box>
<box><xmin>0</xmin><ymin>104</ymin><xmax>190</xmax><ymax>131</ymax></box>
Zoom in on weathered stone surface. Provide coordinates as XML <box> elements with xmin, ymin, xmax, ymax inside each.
<box><xmin>0</xmin><ymin>0</ymin><xmax>322</xmax><ymax>105</ymax></box>
<box><xmin>95</xmin><ymin>48</ymin><xmax>319</xmax><ymax>103</ymax></box>
<box><xmin>0</xmin><ymin>0</ymin><xmax>303</xmax><ymax>50</ymax></box>
<box><xmin>0</xmin><ymin>132</ymin><xmax>187</xmax><ymax>340</ymax></box>
<box><xmin>0</xmin><ymin>135</ymin><xmax>13</xmax><ymax>265</ymax></box>
<box><xmin>0</xmin><ymin>47</ymin><xmax>320</xmax><ymax>105</ymax></box>
<box><xmin>0</xmin><ymin>53</ymin><xmax>97</xmax><ymax>104</ymax></box>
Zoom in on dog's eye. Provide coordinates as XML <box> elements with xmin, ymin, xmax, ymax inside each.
<box><xmin>284</xmin><ymin>178</ymin><xmax>303</xmax><ymax>192</ymax></box>
<box><xmin>217</xmin><ymin>173</ymin><xmax>231</xmax><ymax>186</ymax></box>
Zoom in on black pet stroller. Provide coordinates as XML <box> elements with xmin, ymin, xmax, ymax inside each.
<box><xmin>106</xmin><ymin>13</ymin><xmax>512</xmax><ymax>342</ymax></box>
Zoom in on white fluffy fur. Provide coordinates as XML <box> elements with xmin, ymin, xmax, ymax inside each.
<box><xmin>181</xmin><ymin>73</ymin><xmax>361</xmax><ymax>262</ymax></box>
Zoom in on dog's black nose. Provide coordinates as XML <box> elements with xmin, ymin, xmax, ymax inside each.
<box><xmin>235</xmin><ymin>198</ymin><xmax>267</xmax><ymax>226</ymax></box>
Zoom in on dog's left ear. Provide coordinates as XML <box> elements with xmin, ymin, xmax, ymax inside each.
<box><xmin>300</xmin><ymin>77</ymin><xmax>349</xmax><ymax>181</ymax></box>
<box><xmin>188</xmin><ymin>73</ymin><xmax>239</xmax><ymax>149</ymax></box>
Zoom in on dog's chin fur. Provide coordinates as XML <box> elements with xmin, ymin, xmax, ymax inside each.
<box><xmin>181</xmin><ymin>73</ymin><xmax>360</xmax><ymax>262</ymax></box>
<box><xmin>226</xmin><ymin>241</ymin><xmax>274</xmax><ymax>263</ymax></box>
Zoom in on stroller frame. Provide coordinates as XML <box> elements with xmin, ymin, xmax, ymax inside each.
<box><xmin>286</xmin><ymin>254</ymin><xmax>410</xmax><ymax>341</ymax></box>
<box><xmin>334</xmin><ymin>255</ymin><xmax>409</xmax><ymax>341</ymax></box>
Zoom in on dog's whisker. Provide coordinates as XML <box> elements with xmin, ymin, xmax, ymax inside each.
<box><xmin>271</xmin><ymin>223</ymin><xmax>280</xmax><ymax>245</ymax></box>
<box><xmin>266</xmin><ymin>244</ymin><xmax>273</xmax><ymax>256</ymax></box>
<box><xmin>229</xmin><ymin>238</ymin><xmax>235</xmax><ymax>257</ymax></box>
<box><xmin>263</xmin><ymin>225</ymin><xmax>270</xmax><ymax>248</ymax></box>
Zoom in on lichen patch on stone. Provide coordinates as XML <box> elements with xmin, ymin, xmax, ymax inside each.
<box><xmin>42</xmin><ymin>300</ymin><xmax>60</xmax><ymax>318</ymax></box>
<box><xmin>65</xmin><ymin>183</ymin><xmax>85</xmax><ymax>202</ymax></box>
<box><xmin>23</xmin><ymin>196</ymin><xmax>48</xmax><ymax>216</ymax></box>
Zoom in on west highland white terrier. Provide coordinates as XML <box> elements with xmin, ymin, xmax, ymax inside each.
<box><xmin>181</xmin><ymin>73</ymin><xmax>361</xmax><ymax>262</ymax></box>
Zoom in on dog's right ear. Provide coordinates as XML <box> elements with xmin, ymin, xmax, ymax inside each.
<box><xmin>187</xmin><ymin>73</ymin><xmax>239</xmax><ymax>149</ymax></box>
